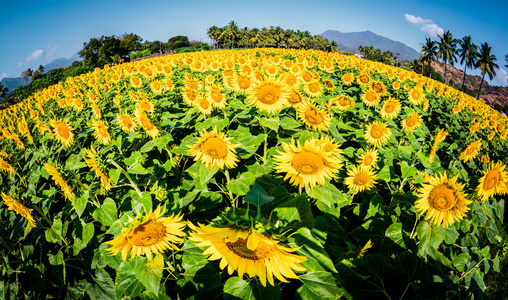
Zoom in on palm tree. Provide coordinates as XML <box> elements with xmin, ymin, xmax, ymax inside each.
<box><xmin>207</xmin><ymin>26</ymin><xmax>219</xmax><ymax>49</ymax></box>
<box><xmin>220</xmin><ymin>20</ymin><xmax>239</xmax><ymax>49</ymax></box>
<box><xmin>250</xmin><ymin>28</ymin><xmax>262</xmax><ymax>48</ymax></box>
<box><xmin>458</xmin><ymin>36</ymin><xmax>479</xmax><ymax>91</ymax></box>
<box><xmin>437</xmin><ymin>30</ymin><xmax>458</xmax><ymax>85</ymax></box>
<box><xmin>0</xmin><ymin>83</ymin><xmax>8</xmax><ymax>100</ymax></box>
<box><xmin>475</xmin><ymin>42</ymin><xmax>499</xmax><ymax>99</ymax></box>
<box><xmin>420</xmin><ymin>37</ymin><xmax>438</xmax><ymax>78</ymax></box>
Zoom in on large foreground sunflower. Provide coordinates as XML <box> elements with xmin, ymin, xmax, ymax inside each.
<box><xmin>1</xmin><ymin>192</ymin><xmax>36</xmax><ymax>227</ymax></box>
<box><xmin>106</xmin><ymin>205</ymin><xmax>186</xmax><ymax>261</ymax></box>
<box><xmin>415</xmin><ymin>172</ymin><xmax>471</xmax><ymax>227</ymax></box>
<box><xmin>188</xmin><ymin>128</ymin><xmax>239</xmax><ymax>169</ymax></box>
<box><xmin>188</xmin><ymin>223</ymin><xmax>306</xmax><ymax>287</ymax></box>
<box><xmin>274</xmin><ymin>138</ymin><xmax>341</xmax><ymax>189</ymax></box>
<box><xmin>476</xmin><ymin>162</ymin><xmax>508</xmax><ymax>202</ymax></box>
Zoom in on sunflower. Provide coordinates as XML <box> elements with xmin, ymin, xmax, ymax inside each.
<box><xmin>44</xmin><ymin>163</ymin><xmax>73</xmax><ymax>201</ymax></box>
<box><xmin>342</xmin><ymin>73</ymin><xmax>355</xmax><ymax>85</ymax></box>
<box><xmin>106</xmin><ymin>205</ymin><xmax>186</xmax><ymax>261</ymax></box>
<box><xmin>361</xmin><ymin>89</ymin><xmax>381</xmax><ymax>107</ymax></box>
<box><xmin>357</xmin><ymin>73</ymin><xmax>370</xmax><ymax>86</ymax></box>
<box><xmin>129</xmin><ymin>76</ymin><xmax>143</xmax><ymax>89</ymax></box>
<box><xmin>233</xmin><ymin>74</ymin><xmax>253</xmax><ymax>94</ymax></box>
<box><xmin>188</xmin><ymin>224</ymin><xmax>306</xmax><ymax>287</ymax></box>
<box><xmin>91</xmin><ymin>103</ymin><xmax>102</xmax><ymax>119</ymax></box>
<box><xmin>459</xmin><ymin>139</ymin><xmax>482</xmax><ymax>162</ymax></box>
<box><xmin>408</xmin><ymin>86</ymin><xmax>425</xmax><ymax>106</ymax></box>
<box><xmin>316</xmin><ymin>135</ymin><xmax>344</xmax><ymax>163</ymax></box>
<box><xmin>182</xmin><ymin>88</ymin><xmax>199</xmax><ymax>106</ymax></box>
<box><xmin>287</xmin><ymin>89</ymin><xmax>304</xmax><ymax>107</ymax></box>
<box><xmin>297</xmin><ymin>101</ymin><xmax>331</xmax><ymax>131</ymax></box>
<box><xmin>401</xmin><ymin>112</ymin><xmax>423</xmax><ymax>132</ymax></box>
<box><xmin>481</xmin><ymin>155</ymin><xmax>490</xmax><ymax>165</ymax></box>
<box><xmin>303</xmin><ymin>81</ymin><xmax>323</xmax><ymax>98</ymax></box>
<box><xmin>332</xmin><ymin>95</ymin><xmax>355</xmax><ymax>111</ymax></box>
<box><xmin>49</xmin><ymin>118</ymin><xmax>74</xmax><ymax>148</ymax></box>
<box><xmin>91</xmin><ymin>119</ymin><xmax>111</xmax><ymax>145</ymax></box>
<box><xmin>150</xmin><ymin>80</ymin><xmax>163</xmax><ymax>94</ymax></box>
<box><xmin>274</xmin><ymin>138</ymin><xmax>341</xmax><ymax>189</ymax></box>
<box><xmin>415</xmin><ymin>172</ymin><xmax>471</xmax><ymax>227</ymax></box>
<box><xmin>344</xmin><ymin>165</ymin><xmax>379</xmax><ymax>195</ymax></box>
<box><xmin>194</xmin><ymin>96</ymin><xmax>213</xmax><ymax>116</ymax></box>
<box><xmin>84</xmin><ymin>146</ymin><xmax>113</xmax><ymax>191</ymax></box>
<box><xmin>0</xmin><ymin>156</ymin><xmax>14</xmax><ymax>174</ymax></box>
<box><xmin>364</xmin><ymin>122</ymin><xmax>392</xmax><ymax>147</ymax></box>
<box><xmin>188</xmin><ymin>127</ymin><xmax>239</xmax><ymax>169</ymax></box>
<box><xmin>116</xmin><ymin>113</ymin><xmax>137</xmax><ymax>133</ymax></box>
<box><xmin>357</xmin><ymin>149</ymin><xmax>379</xmax><ymax>169</ymax></box>
<box><xmin>371</xmin><ymin>81</ymin><xmax>387</xmax><ymax>97</ymax></box>
<box><xmin>205</xmin><ymin>85</ymin><xmax>227</xmax><ymax>109</ymax></box>
<box><xmin>247</xmin><ymin>77</ymin><xmax>290</xmax><ymax>114</ymax></box>
<box><xmin>135</xmin><ymin>109</ymin><xmax>159</xmax><ymax>139</ymax></box>
<box><xmin>1</xmin><ymin>192</ymin><xmax>36</xmax><ymax>227</ymax></box>
<box><xmin>476</xmin><ymin>162</ymin><xmax>508</xmax><ymax>202</ymax></box>
<box><xmin>380</xmin><ymin>98</ymin><xmax>402</xmax><ymax>119</ymax></box>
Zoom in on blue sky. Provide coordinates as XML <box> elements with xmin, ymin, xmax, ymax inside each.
<box><xmin>1</xmin><ymin>0</ymin><xmax>507</xmax><ymax>86</ymax></box>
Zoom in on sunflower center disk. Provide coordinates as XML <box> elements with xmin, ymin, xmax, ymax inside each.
<box><xmin>202</xmin><ymin>138</ymin><xmax>228</xmax><ymax>159</ymax></box>
<box><xmin>428</xmin><ymin>184</ymin><xmax>457</xmax><ymax>211</ymax></box>
<box><xmin>305</xmin><ymin>108</ymin><xmax>323</xmax><ymax>125</ymax></box>
<box><xmin>187</xmin><ymin>90</ymin><xmax>197</xmax><ymax>101</ymax></box>
<box><xmin>98</xmin><ymin>125</ymin><xmax>108</xmax><ymax>137</ymax></box>
<box><xmin>200</xmin><ymin>99</ymin><xmax>210</xmax><ymax>109</ymax></box>
<box><xmin>238</xmin><ymin>78</ymin><xmax>251</xmax><ymax>89</ymax></box>
<box><xmin>211</xmin><ymin>91</ymin><xmax>222</xmax><ymax>102</ymax></box>
<box><xmin>57</xmin><ymin>124</ymin><xmax>70</xmax><ymax>139</ymax></box>
<box><xmin>257</xmin><ymin>85</ymin><xmax>280</xmax><ymax>104</ymax></box>
<box><xmin>226</xmin><ymin>237</ymin><xmax>270</xmax><ymax>261</ymax></box>
<box><xmin>353</xmin><ymin>173</ymin><xmax>369</xmax><ymax>185</ymax></box>
<box><xmin>130</xmin><ymin>219</ymin><xmax>166</xmax><ymax>247</ymax></box>
<box><xmin>406</xmin><ymin>116</ymin><xmax>418</xmax><ymax>127</ymax></box>
<box><xmin>339</xmin><ymin>98</ymin><xmax>350</xmax><ymax>106</ymax></box>
<box><xmin>309</xmin><ymin>83</ymin><xmax>320</xmax><ymax>93</ymax></box>
<box><xmin>364</xmin><ymin>155</ymin><xmax>373</xmax><ymax>165</ymax></box>
<box><xmin>484</xmin><ymin>171</ymin><xmax>500</xmax><ymax>190</ymax></box>
<box><xmin>370</xmin><ymin>126</ymin><xmax>384</xmax><ymax>139</ymax></box>
<box><xmin>385</xmin><ymin>104</ymin><xmax>395</xmax><ymax>113</ymax></box>
<box><xmin>292</xmin><ymin>151</ymin><xmax>324</xmax><ymax>175</ymax></box>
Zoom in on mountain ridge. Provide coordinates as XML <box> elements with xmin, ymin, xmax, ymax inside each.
<box><xmin>321</xmin><ymin>29</ymin><xmax>420</xmax><ymax>60</ymax></box>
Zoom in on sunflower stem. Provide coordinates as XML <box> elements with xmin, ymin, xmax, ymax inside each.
<box><xmin>107</xmin><ymin>159</ymin><xmax>143</xmax><ymax>198</ymax></box>
<box><xmin>32</xmin><ymin>205</ymin><xmax>52</xmax><ymax>227</ymax></box>
<box><xmin>262</xmin><ymin>126</ymin><xmax>269</xmax><ymax>164</ymax></box>
<box><xmin>224</xmin><ymin>168</ymin><xmax>235</xmax><ymax>206</ymax></box>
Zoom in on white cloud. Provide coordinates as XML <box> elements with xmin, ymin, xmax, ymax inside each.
<box><xmin>45</xmin><ymin>44</ymin><xmax>58</xmax><ymax>59</ymax></box>
<box><xmin>404</xmin><ymin>14</ymin><xmax>444</xmax><ymax>38</ymax></box>
<box><xmin>17</xmin><ymin>45</ymin><xmax>59</xmax><ymax>68</ymax></box>
<box><xmin>27</xmin><ymin>49</ymin><xmax>44</xmax><ymax>62</ymax></box>
<box><xmin>494</xmin><ymin>68</ymin><xmax>508</xmax><ymax>86</ymax></box>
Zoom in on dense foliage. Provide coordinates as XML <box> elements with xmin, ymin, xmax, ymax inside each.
<box><xmin>1</xmin><ymin>48</ymin><xmax>507</xmax><ymax>299</ymax></box>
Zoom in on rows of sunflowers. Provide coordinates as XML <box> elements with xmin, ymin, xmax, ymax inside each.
<box><xmin>1</xmin><ymin>48</ymin><xmax>507</xmax><ymax>299</ymax></box>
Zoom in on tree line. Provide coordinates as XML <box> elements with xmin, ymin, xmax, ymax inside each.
<box><xmin>206</xmin><ymin>21</ymin><xmax>338</xmax><ymax>52</ymax></box>
<box><xmin>418</xmin><ymin>30</ymin><xmax>507</xmax><ymax>99</ymax></box>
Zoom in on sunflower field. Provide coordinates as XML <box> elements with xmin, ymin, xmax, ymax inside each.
<box><xmin>1</xmin><ymin>48</ymin><xmax>507</xmax><ymax>299</ymax></box>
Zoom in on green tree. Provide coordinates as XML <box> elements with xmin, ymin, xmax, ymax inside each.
<box><xmin>119</xmin><ymin>33</ymin><xmax>143</xmax><ymax>53</ymax></box>
<box><xmin>79</xmin><ymin>35</ymin><xmax>122</xmax><ymax>67</ymax></box>
<box><xmin>475</xmin><ymin>42</ymin><xmax>499</xmax><ymax>99</ymax></box>
<box><xmin>437</xmin><ymin>30</ymin><xmax>458</xmax><ymax>85</ymax></box>
<box><xmin>207</xmin><ymin>26</ymin><xmax>220</xmax><ymax>49</ymax></box>
<box><xmin>0</xmin><ymin>83</ymin><xmax>8</xmax><ymax>100</ymax></box>
<box><xmin>458</xmin><ymin>35</ymin><xmax>479</xmax><ymax>91</ymax></box>
<box><xmin>420</xmin><ymin>37</ymin><xmax>438</xmax><ymax>78</ymax></box>
<box><xmin>167</xmin><ymin>35</ymin><xmax>190</xmax><ymax>50</ymax></box>
<box><xmin>220</xmin><ymin>20</ymin><xmax>239</xmax><ymax>49</ymax></box>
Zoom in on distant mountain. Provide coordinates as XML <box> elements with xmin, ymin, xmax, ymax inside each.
<box><xmin>0</xmin><ymin>53</ymin><xmax>81</xmax><ymax>92</ymax></box>
<box><xmin>321</xmin><ymin>30</ymin><xmax>420</xmax><ymax>61</ymax></box>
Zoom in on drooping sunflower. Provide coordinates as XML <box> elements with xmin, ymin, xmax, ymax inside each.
<box><xmin>415</xmin><ymin>172</ymin><xmax>471</xmax><ymax>227</ymax></box>
<box><xmin>91</xmin><ymin>103</ymin><xmax>102</xmax><ymax>119</ymax></box>
<box><xmin>401</xmin><ymin>112</ymin><xmax>423</xmax><ymax>132</ymax></box>
<box><xmin>476</xmin><ymin>162</ymin><xmax>508</xmax><ymax>202</ymax></box>
<box><xmin>106</xmin><ymin>205</ymin><xmax>186</xmax><ymax>261</ymax></box>
<box><xmin>135</xmin><ymin>109</ymin><xmax>159</xmax><ymax>139</ymax></box>
<box><xmin>44</xmin><ymin>163</ymin><xmax>73</xmax><ymax>201</ymax></box>
<box><xmin>316</xmin><ymin>135</ymin><xmax>344</xmax><ymax>163</ymax></box>
<box><xmin>247</xmin><ymin>77</ymin><xmax>290</xmax><ymax>114</ymax></box>
<box><xmin>0</xmin><ymin>156</ymin><xmax>14</xmax><ymax>174</ymax></box>
<box><xmin>361</xmin><ymin>89</ymin><xmax>381</xmax><ymax>107</ymax></box>
<box><xmin>49</xmin><ymin>118</ymin><xmax>74</xmax><ymax>148</ymax></box>
<box><xmin>481</xmin><ymin>155</ymin><xmax>490</xmax><ymax>165</ymax></box>
<box><xmin>91</xmin><ymin>119</ymin><xmax>111</xmax><ymax>145</ymax></box>
<box><xmin>459</xmin><ymin>139</ymin><xmax>482</xmax><ymax>162</ymax></box>
<box><xmin>297</xmin><ymin>101</ymin><xmax>331</xmax><ymax>132</ymax></box>
<box><xmin>116</xmin><ymin>113</ymin><xmax>137</xmax><ymax>133</ymax></box>
<box><xmin>84</xmin><ymin>146</ymin><xmax>113</xmax><ymax>191</ymax></box>
<box><xmin>371</xmin><ymin>80</ymin><xmax>387</xmax><ymax>97</ymax></box>
<box><xmin>188</xmin><ymin>128</ymin><xmax>239</xmax><ymax>170</ymax></box>
<box><xmin>274</xmin><ymin>138</ymin><xmax>341</xmax><ymax>189</ymax></box>
<box><xmin>364</xmin><ymin>122</ymin><xmax>392</xmax><ymax>147</ymax></box>
<box><xmin>188</xmin><ymin>223</ymin><xmax>306</xmax><ymax>287</ymax></box>
<box><xmin>344</xmin><ymin>165</ymin><xmax>379</xmax><ymax>195</ymax></box>
<box><xmin>1</xmin><ymin>192</ymin><xmax>36</xmax><ymax>227</ymax></box>
<box><xmin>380</xmin><ymin>98</ymin><xmax>402</xmax><ymax>120</ymax></box>
<box><xmin>357</xmin><ymin>149</ymin><xmax>379</xmax><ymax>169</ymax></box>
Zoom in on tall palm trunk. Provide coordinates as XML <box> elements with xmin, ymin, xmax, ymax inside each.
<box><xmin>443</xmin><ymin>62</ymin><xmax>448</xmax><ymax>84</ymax></box>
<box><xmin>461</xmin><ymin>64</ymin><xmax>467</xmax><ymax>91</ymax></box>
<box><xmin>477</xmin><ymin>73</ymin><xmax>486</xmax><ymax>99</ymax></box>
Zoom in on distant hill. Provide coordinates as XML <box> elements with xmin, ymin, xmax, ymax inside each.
<box><xmin>0</xmin><ymin>53</ymin><xmax>81</xmax><ymax>92</ymax></box>
<box><xmin>321</xmin><ymin>30</ymin><xmax>420</xmax><ymax>60</ymax></box>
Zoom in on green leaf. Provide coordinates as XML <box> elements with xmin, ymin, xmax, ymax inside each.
<box><xmin>273</xmin><ymin>194</ymin><xmax>314</xmax><ymax>230</ymax></box>
<box><xmin>128</xmin><ymin>161</ymin><xmax>149</xmax><ymax>175</ymax></box>
<box><xmin>261</xmin><ymin>116</ymin><xmax>280</xmax><ymax>132</ymax></box>
<box><xmin>223</xmin><ymin>277</ymin><xmax>281</xmax><ymax>300</ymax></box>
<box><xmin>486</xmin><ymin>220</ymin><xmax>502</xmax><ymax>244</ymax></box>
<box><xmin>365</xmin><ymin>195</ymin><xmax>383</xmax><ymax>219</ymax></box>
<box><xmin>86</xmin><ymin>268</ymin><xmax>115</xmax><ymax>300</ymax></box>
<box><xmin>452</xmin><ymin>252</ymin><xmax>469</xmax><ymax>272</ymax></box>
<box><xmin>115</xmin><ymin>260</ymin><xmax>144</xmax><ymax>299</ymax></box>
<box><xmin>297</xmin><ymin>271</ymin><xmax>343</xmax><ymax>299</ymax></box>
<box><xmin>378</xmin><ymin>165</ymin><xmax>396</xmax><ymax>182</ymax></box>
<box><xmin>73</xmin><ymin>190</ymin><xmax>89</xmax><ymax>218</ymax></box>
<box><xmin>293</xmin><ymin>227</ymin><xmax>337</xmax><ymax>273</ymax></box>
<box><xmin>307</xmin><ymin>183</ymin><xmax>352</xmax><ymax>219</ymax></box>
<box><xmin>385</xmin><ymin>222</ymin><xmax>404</xmax><ymax>247</ymax></box>
<box><xmin>400</xmin><ymin>161</ymin><xmax>417</xmax><ymax>178</ymax></box>
<box><xmin>82</xmin><ymin>221</ymin><xmax>95</xmax><ymax>247</ymax></box>
<box><xmin>244</xmin><ymin>183</ymin><xmax>274</xmax><ymax>207</ymax></box>
<box><xmin>280</xmin><ymin>116</ymin><xmax>301</xmax><ymax>130</ymax></box>
<box><xmin>492</xmin><ymin>253</ymin><xmax>500</xmax><ymax>272</ymax></box>
<box><xmin>45</xmin><ymin>218</ymin><xmax>63</xmax><ymax>244</ymax></box>
<box><xmin>416</xmin><ymin>221</ymin><xmax>443</xmax><ymax>256</ymax></box>
<box><xmin>471</xmin><ymin>202</ymin><xmax>487</xmax><ymax>227</ymax></box>
<box><xmin>195</xmin><ymin>162</ymin><xmax>218</xmax><ymax>190</ymax></box>
<box><xmin>133</xmin><ymin>256</ymin><xmax>164</xmax><ymax>295</ymax></box>
<box><xmin>92</xmin><ymin>198</ymin><xmax>117</xmax><ymax>226</ymax></box>
<box><xmin>139</xmin><ymin>139</ymin><xmax>155</xmax><ymax>153</ymax></box>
